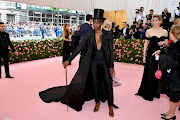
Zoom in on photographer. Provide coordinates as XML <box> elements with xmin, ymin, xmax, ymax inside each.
<box><xmin>146</xmin><ymin>9</ymin><xmax>154</xmax><ymax>21</ymax></box>
<box><xmin>135</xmin><ymin>7</ymin><xmax>146</xmax><ymax>22</ymax></box>
<box><xmin>146</xmin><ymin>19</ymin><xmax>152</xmax><ymax>29</ymax></box>
<box><xmin>138</xmin><ymin>24</ymin><xmax>148</xmax><ymax>40</ymax></box>
<box><xmin>129</xmin><ymin>21</ymin><xmax>139</xmax><ymax>39</ymax></box>
<box><xmin>120</xmin><ymin>22</ymin><xmax>130</xmax><ymax>39</ymax></box>
<box><xmin>162</xmin><ymin>8</ymin><xmax>171</xmax><ymax>31</ymax></box>
<box><xmin>111</xmin><ymin>23</ymin><xmax>118</xmax><ymax>38</ymax></box>
<box><xmin>175</xmin><ymin>2</ymin><xmax>180</xmax><ymax>19</ymax></box>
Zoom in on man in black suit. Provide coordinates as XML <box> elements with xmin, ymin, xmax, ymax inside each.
<box><xmin>0</xmin><ymin>22</ymin><xmax>18</xmax><ymax>79</ymax></box>
<box><xmin>120</xmin><ymin>22</ymin><xmax>130</xmax><ymax>39</ymax></box>
<box><xmin>79</xmin><ymin>14</ymin><xmax>92</xmax><ymax>64</ymax></box>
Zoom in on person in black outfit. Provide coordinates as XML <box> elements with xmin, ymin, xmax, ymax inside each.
<box><xmin>62</xmin><ymin>24</ymin><xmax>71</xmax><ymax>64</ymax></box>
<box><xmin>71</xmin><ymin>26</ymin><xmax>80</xmax><ymax>52</ymax></box>
<box><xmin>146</xmin><ymin>9</ymin><xmax>154</xmax><ymax>21</ymax></box>
<box><xmin>39</xmin><ymin>9</ymin><xmax>116</xmax><ymax>117</ymax></box>
<box><xmin>0</xmin><ymin>22</ymin><xmax>18</xmax><ymax>78</ymax></box>
<box><xmin>79</xmin><ymin>14</ymin><xmax>92</xmax><ymax>64</ymax></box>
<box><xmin>136</xmin><ymin>15</ymin><xmax>169</xmax><ymax>101</ymax></box>
<box><xmin>120</xmin><ymin>22</ymin><xmax>130</xmax><ymax>39</ymax></box>
<box><xmin>162</xmin><ymin>8</ymin><xmax>171</xmax><ymax>31</ymax></box>
<box><xmin>153</xmin><ymin>25</ymin><xmax>180</xmax><ymax>120</ymax></box>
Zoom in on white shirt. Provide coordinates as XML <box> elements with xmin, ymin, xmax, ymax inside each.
<box><xmin>136</xmin><ymin>12</ymin><xmax>146</xmax><ymax>21</ymax></box>
<box><xmin>175</xmin><ymin>7</ymin><xmax>180</xmax><ymax>16</ymax></box>
<box><xmin>123</xmin><ymin>27</ymin><xmax>127</xmax><ymax>35</ymax></box>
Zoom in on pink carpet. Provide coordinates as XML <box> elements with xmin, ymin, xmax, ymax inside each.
<box><xmin>0</xmin><ymin>55</ymin><xmax>179</xmax><ymax>120</ymax></box>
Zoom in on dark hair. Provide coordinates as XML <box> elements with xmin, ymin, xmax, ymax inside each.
<box><xmin>86</xmin><ymin>14</ymin><xmax>92</xmax><ymax>21</ymax></box>
<box><xmin>140</xmin><ymin>7</ymin><xmax>144</xmax><ymax>9</ymax></box>
<box><xmin>0</xmin><ymin>22</ymin><xmax>4</xmax><ymax>25</ymax></box>
<box><xmin>150</xmin><ymin>9</ymin><xmax>154</xmax><ymax>12</ymax></box>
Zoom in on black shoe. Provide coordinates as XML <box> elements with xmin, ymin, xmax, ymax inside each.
<box><xmin>113</xmin><ymin>104</ymin><xmax>119</xmax><ymax>109</ymax></box>
<box><xmin>6</xmin><ymin>76</ymin><xmax>14</xmax><ymax>78</ymax></box>
<box><xmin>161</xmin><ymin>116</ymin><xmax>176</xmax><ymax>120</ymax></box>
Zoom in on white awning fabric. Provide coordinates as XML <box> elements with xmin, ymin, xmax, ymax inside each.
<box><xmin>3</xmin><ymin>0</ymin><xmax>178</xmax><ymax>24</ymax></box>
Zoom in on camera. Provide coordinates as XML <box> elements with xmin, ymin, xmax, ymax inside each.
<box><xmin>135</xmin><ymin>9</ymin><xmax>140</xmax><ymax>14</ymax></box>
<box><xmin>146</xmin><ymin>14</ymin><xmax>153</xmax><ymax>20</ymax></box>
<box><xmin>162</xmin><ymin>11</ymin><xmax>165</xmax><ymax>15</ymax></box>
<box><xmin>135</xmin><ymin>8</ymin><xmax>143</xmax><ymax>14</ymax></box>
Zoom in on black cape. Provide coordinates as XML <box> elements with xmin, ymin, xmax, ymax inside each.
<box><xmin>39</xmin><ymin>29</ymin><xmax>114</xmax><ymax>111</ymax></box>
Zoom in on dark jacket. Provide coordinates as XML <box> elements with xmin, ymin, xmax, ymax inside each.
<box><xmin>39</xmin><ymin>29</ymin><xmax>114</xmax><ymax>111</ymax></box>
<box><xmin>0</xmin><ymin>32</ymin><xmax>15</xmax><ymax>52</ymax></box>
<box><xmin>159</xmin><ymin>41</ymin><xmax>180</xmax><ymax>92</ymax></box>
<box><xmin>120</xmin><ymin>28</ymin><xmax>130</xmax><ymax>39</ymax></box>
<box><xmin>79</xmin><ymin>23</ymin><xmax>92</xmax><ymax>44</ymax></box>
<box><xmin>68</xmin><ymin>29</ymin><xmax>114</xmax><ymax>68</ymax></box>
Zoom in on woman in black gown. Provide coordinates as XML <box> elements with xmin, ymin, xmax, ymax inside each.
<box><xmin>136</xmin><ymin>15</ymin><xmax>169</xmax><ymax>101</ymax></box>
<box><xmin>39</xmin><ymin>9</ymin><xmax>115</xmax><ymax>117</ymax></box>
<box><xmin>62</xmin><ymin>24</ymin><xmax>72</xmax><ymax>64</ymax></box>
<box><xmin>153</xmin><ymin>25</ymin><xmax>180</xmax><ymax>120</ymax></box>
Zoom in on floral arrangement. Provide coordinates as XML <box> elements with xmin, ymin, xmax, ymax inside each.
<box><xmin>7</xmin><ymin>38</ymin><xmax>63</xmax><ymax>64</ymax></box>
<box><xmin>1</xmin><ymin>38</ymin><xmax>144</xmax><ymax>65</ymax></box>
<box><xmin>113</xmin><ymin>38</ymin><xmax>144</xmax><ymax>65</ymax></box>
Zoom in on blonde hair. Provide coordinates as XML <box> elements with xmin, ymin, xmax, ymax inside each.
<box><xmin>174</xmin><ymin>18</ymin><xmax>180</xmax><ymax>25</ymax></box>
<box><xmin>153</xmin><ymin>14</ymin><xmax>163</xmax><ymax>21</ymax></box>
<box><xmin>171</xmin><ymin>25</ymin><xmax>180</xmax><ymax>40</ymax></box>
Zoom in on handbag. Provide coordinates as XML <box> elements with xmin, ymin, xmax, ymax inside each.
<box><xmin>155</xmin><ymin>64</ymin><xmax>162</xmax><ymax>79</ymax></box>
<box><xmin>112</xmin><ymin>71</ymin><xmax>122</xmax><ymax>87</ymax></box>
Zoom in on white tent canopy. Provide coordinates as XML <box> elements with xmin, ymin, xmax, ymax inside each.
<box><xmin>3</xmin><ymin>0</ymin><xmax>179</xmax><ymax>24</ymax></box>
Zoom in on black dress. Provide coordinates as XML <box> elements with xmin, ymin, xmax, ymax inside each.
<box><xmin>136</xmin><ymin>36</ymin><xmax>168</xmax><ymax>101</ymax></box>
<box><xmin>63</xmin><ymin>30</ymin><xmax>71</xmax><ymax>63</ymax></box>
<box><xmin>39</xmin><ymin>29</ymin><xmax>115</xmax><ymax>111</ymax></box>
<box><xmin>158</xmin><ymin>41</ymin><xmax>180</xmax><ymax>102</ymax></box>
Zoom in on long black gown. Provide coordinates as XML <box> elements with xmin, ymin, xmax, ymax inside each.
<box><xmin>136</xmin><ymin>36</ymin><xmax>168</xmax><ymax>101</ymax></box>
<box><xmin>39</xmin><ymin>29</ymin><xmax>115</xmax><ymax>111</ymax></box>
<box><xmin>63</xmin><ymin>30</ymin><xmax>71</xmax><ymax>63</ymax></box>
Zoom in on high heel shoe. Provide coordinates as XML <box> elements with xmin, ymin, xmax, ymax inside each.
<box><xmin>161</xmin><ymin>113</ymin><xmax>167</xmax><ymax>116</ymax></box>
<box><xmin>161</xmin><ymin>115</ymin><xmax>176</xmax><ymax>120</ymax></box>
<box><xmin>93</xmin><ymin>103</ymin><xmax>100</xmax><ymax>112</ymax></box>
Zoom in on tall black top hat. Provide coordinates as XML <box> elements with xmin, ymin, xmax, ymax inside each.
<box><xmin>93</xmin><ymin>9</ymin><xmax>106</xmax><ymax>20</ymax></box>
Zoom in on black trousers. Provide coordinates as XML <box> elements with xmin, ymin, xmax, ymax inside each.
<box><xmin>0</xmin><ymin>50</ymin><xmax>10</xmax><ymax>77</ymax></box>
<box><xmin>91</xmin><ymin>60</ymin><xmax>114</xmax><ymax>106</ymax></box>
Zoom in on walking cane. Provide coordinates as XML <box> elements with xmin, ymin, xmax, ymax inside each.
<box><xmin>66</xmin><ymin>67</ymin><xmax>69</xmax><ymax>112</ymax></box>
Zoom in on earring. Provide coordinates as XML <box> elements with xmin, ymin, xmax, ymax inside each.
<box><xmin>101</xmin><ymin>25</ymin><xmax>102</xmax><ymax>30</ymax></box>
